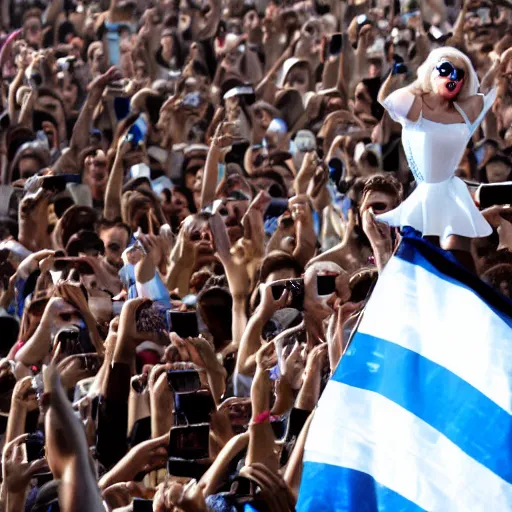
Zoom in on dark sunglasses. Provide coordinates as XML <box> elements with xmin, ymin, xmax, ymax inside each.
<box><xmin>436</xmin><ymin>61</ymin><xmax>465</xmax><ymax>81</ymax></box>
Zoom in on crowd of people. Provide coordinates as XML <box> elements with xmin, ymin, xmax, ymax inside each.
<box><xmin>0</xmin><ymin>0</ymin><xmax>511</xmax><ymax>510</ymax></box>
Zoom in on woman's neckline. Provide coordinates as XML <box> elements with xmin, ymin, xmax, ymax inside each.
<box><xmin>410</xmin><ymin>110</ymin><xmax>468</xmax><ymax>127</ymax></box>
<box><xmin>417</xmin><ymin>95</ymin><xmax>469</xmax><ymax>126</ymax></box>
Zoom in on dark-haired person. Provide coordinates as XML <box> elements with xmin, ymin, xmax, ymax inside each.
<box><xmin>482</xmin><ymin>153</ymin><xmax>512</xmax><ymax>183</ymax></box>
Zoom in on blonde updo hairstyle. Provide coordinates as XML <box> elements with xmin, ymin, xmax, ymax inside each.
<box><xmin>409</xmin><ymin>46</ymin><xmax>480</xmax><ymax>100</ymax></box>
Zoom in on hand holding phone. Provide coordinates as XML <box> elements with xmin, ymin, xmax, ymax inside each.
<box><xmin>53</xmin><ymin>257</ymin><xmax>95</xmax><ymax>275</ymax></box>
<box><xmin>270</xmin><ymin>278</ymin><xmax>304</xmax><ymax>311</ymax></box>
<box><xmin>392</xmin><ymin>62</ymin><xmax>408</xmax><ymax>75</ymax></box>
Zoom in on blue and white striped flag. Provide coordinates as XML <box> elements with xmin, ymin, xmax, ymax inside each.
<box><xmin>297</xmin><ymin>232</ymin><xmax>512</xmax><ymax>512</ymax></box>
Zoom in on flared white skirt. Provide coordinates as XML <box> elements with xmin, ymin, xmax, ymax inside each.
<box><xmin>377</xmin><ymin>176</ymin><xmax>492</xmax><ymax>241</ymax></box>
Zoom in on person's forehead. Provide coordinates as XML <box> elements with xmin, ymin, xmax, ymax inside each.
<box><xmin>186</xmin><ymin>217</ymin><xmax>209</xmax><ymax>231</ymax></box>
<box><xmin>104</xmin><ymin>226</ymin><xmax>129</xmax><ymax>239</ymax></box>
<box><xmin>25</xmin><ymin>16</ymin><xmax>41</xmax><ymax>25</ymax></box>
<box><xmin>39</xmin><ymin>95</ymin><xmax>63</xmax><ymax>110</ymax></box>
<box><xmin>19</xmin><ymin>156</ymin><xmax>40</xmax><ymax>167</ymax></box>
<box><xmin>361</xmin><ymin>189</ymin><xmax>394</xmax><ymax>205</ymax></box>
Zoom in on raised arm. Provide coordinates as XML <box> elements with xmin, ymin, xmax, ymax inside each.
<box><xmin>53</xmin><ymin>67</ymin><xmax>123</xmax><ymax>174</ymax></box>
<box><xmin>447</xmin><ymin>0</ymin><xmax>470</xmax><ymax>49</ymax></box>
<box><xmin>200</xmin><ymin>123</ymin><xmax>233</xmax><ymax>209</ymax></box>
<box><xmin>43</xmin><ymin>0</ymin><xmax>65</xmax><ymax>28</ymax></box>
<box><xmin>44</xmin><ymin>363</ymin><xmax>105</xmax><ymax>512</ymax></box>
<box><xmin>103</xmin><ymin>138</ymin><xmax>130</xmax><ymax>221</ymax></box>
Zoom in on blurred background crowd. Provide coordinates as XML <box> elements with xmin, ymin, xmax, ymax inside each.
<box><xmin>0</xmin><ymin>0</ymin><xmax>511</xmax><ymax>511</ymax></box>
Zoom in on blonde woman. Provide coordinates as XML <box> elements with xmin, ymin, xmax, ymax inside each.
<box><xmin>376</xmin><ymin>47</ymin><xmax>499</xmax><ymax>260</ymax></box>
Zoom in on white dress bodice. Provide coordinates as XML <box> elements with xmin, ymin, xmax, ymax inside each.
<box><xmin>403</xmin><ymin>117</ymin><xmax>469</xmax><ymax>184</ymax></box>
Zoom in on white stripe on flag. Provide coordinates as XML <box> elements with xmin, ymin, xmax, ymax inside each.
<box><xmin>304</xmin><ymin>381</ymin><xmax>512</xmax><ymax>512</ymax></box>
<box><xmin>358</xmin><ymin>256</ymin><xmax>512</xmax><ymax>414</ymax></box>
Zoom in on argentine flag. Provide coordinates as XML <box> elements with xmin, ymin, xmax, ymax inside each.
<box><xmin>297</xmin><ymin>232</ymin><xmax>512</xmax><ymax>512</ymax></box>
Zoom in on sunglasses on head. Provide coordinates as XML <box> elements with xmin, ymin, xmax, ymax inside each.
<box><xmin>436</xmin><ymin>61</ymin><xmax>465</xmax><ymax>81</ymax></box>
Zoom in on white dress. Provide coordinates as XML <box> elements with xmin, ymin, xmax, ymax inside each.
<box><xmin>378</xmin><ymin>87</ymin><xmax>497</xmax><ymax>241</ymax></box>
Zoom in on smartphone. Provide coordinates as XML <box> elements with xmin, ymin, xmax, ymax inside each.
<box><xmin>295</xmin><ymin>131</ymin><xmax>316</xmax><ymax>153</ymax></box>
<box><xmin>182</xmin><ymin>91</ymin><xmax>201</xmax><ymax>108</ymax></box>
<box><xmin>26</xmin><ymin>432</ymin><xmax>45</xmax><ymax>462</ymax></box>
<box><xmin>328</xmin><ymin>33</ymin><xmax>343</xmax><ymax>56</ymax></box>
<box><xmin>126</xmin><ymin>116</ymin><xmax>148</xmax><ymax>148</ymax></box>
<box><xmin>167</xmin><ymin>310</ymin><xmax>199</xmax><ymax>338</ymax></box>
<box><xmin>133</xmin><ymin>499</ymin><xmax>153</xmax><ymax>512</ymax></box>
<box><xmin>271</xmin><ymin>278</ymin><xmax>304</xmax><ymax>311</ymax></box>
<box><xmin>136</xmin><ymin>302</ymin><xmax>168</xmax><ymax>333</ymax></box>
<box><xmin>168</xmin><ymin>423</ymin><xmax>210</xmax><ymax>460</ymax></box>
<box><xmin>317</xmin><ymin>275</ymin><xmax>336</xmax><ymax>296</ymax></box>
<box><xmin>357</xmin><ymin>14</ymin><xmax>370</xmax><ymax>26</ymax></box>
<box><xmin>167</xmin><ymin>369</ymin><xmax>201</xmax><ymax>393</ymax></box>
<box><xmin>174</xmin><ymin>390</ymin><xmax>215</xmax><ymax>425</ymax></box>
<box><xmin>53</xmin><ymin>257</ymin><xmax>95</xmax><ymax>275</ymax></box>
<box><xmin>429</xmin><ymin>25</ymin><xmax>444</xmax><ymax>40</ymax></box>
<box><xmin>477</xmin><ymin>7</ymin><xmax>491</xmax><ymax>25</ymax></box>
<box><xmin>270</xmin><ymin>417</ymin><xmax>286</xmax><ymax>440</ymax></box>
<box><xmin>167</xmin><ymin>457</ymin><xmax>210</xmax><ymax>479</ymax></box>
<box><xmin>392</xmin><ymin>62</ymin><xmax>408</xmax><ymax>75</ymax></box>
<box><xmin>56</xmin><ymin>327</ymin><xmax>95</xmax><ymax>355</ymax></box>
<box><xmin>83</xmin><ymin>354</ymin><xmax>103</xmax><ymax>374</ymax></box>
<box><xmin>478</xmin><ymin>183</ymin><xmax>512</xmax><ymax>208</ymax></box>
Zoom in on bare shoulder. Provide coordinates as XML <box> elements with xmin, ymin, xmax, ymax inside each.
<box><xmin>457</xmin><ymin>94</ymin><xmax>484</xmax><ymax>124</ymax></box>
<box><xmin>406</xmin><ymin>94</ymin><xmax>423</xmax><ymax>122</ymax></box>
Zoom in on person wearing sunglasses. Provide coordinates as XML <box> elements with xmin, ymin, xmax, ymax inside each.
<box><xmin>375</xmin><ymin>46</ymin><xmax>501</xmax><ymax>269</ymax></box>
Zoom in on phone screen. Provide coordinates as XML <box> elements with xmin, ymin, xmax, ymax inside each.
<box><xmin>271</xmin><ymin>278</ymin><xmax>304</xmax><ymax>311</ymax></box>
<box><xmin>127</xmin><ymin>116</ymin><xmax>148</xmax><ymax>147</ymax></box>
<box><xmin>133</xmin><ymin>499</ymin><xmax>153</xmax><ymax>512</ymax></box>
<box><xmin>26</xmin><ymin>432</ymin><xmax>45</xmax><ymax>462</ymax></box>
<box><xmin>317</xmin><ymin>275</ymin><xmax>336</xmax><ymax>296</ymax></box>
<box><xmin>174</xmin><ymin>390</ymin><xmax>215</xmax><ymax>425</ymax></box>
<box><xmin>167</xmin><ymin>311</ymin><xmax>199</xmax><ymax>338</ymax></box>
<box><xmin>477</xmin><ymin>7</ymin><xmax>491</xmax><ymax>24</ymax></box>
<box><xmin>167</xmin><ymin>458</ymin><xmax>210</xmax><ymax>479</ymax></box>
<box><xmin>169</xmin><ymin>423</ymin><xmax>210</xmax><ymax>460</ymax></box>
<box><xmin>478</xmin><ymin>183</ymin><xmax>512</xmax><ymax>209</ymax></box>
<box><xmin>329</xmin><ymin>33</ymin><xmax>343</xmax><ymax>56</ymax></box>
<box><xmin>167</xmin><ymin>369</ymin><xmax>201</xmax><ymax>393</ymax></box>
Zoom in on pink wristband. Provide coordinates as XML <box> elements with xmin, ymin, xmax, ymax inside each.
<box><xmin>253</xmin><ymin>411</ymin><xmax>271</xmax><ymax>424</ymax></box>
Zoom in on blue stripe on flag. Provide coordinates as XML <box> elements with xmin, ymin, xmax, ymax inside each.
<box><xmin>297</xmin><ymin>461</ymin><xmax>425</xmax><ymax>512</ymax></box>
<box><xmin>333</xmin><ymin>332</ymin><xmax>512</xmax><ymax>484</ymax></box>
